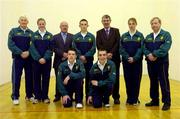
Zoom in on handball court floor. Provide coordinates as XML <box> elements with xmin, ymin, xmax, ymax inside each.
<box><xmin>0</xmin><ymin>75</ymin><xmax>180</xmax><ymax>119</ymax></box>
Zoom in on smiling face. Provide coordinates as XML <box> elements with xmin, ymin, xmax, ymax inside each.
<box><xmin>37</xmin><ymin>19</ymin><xmax>46</xmax><ymax>31</ymax></box>
<box><xmin>151</xmin><ymin>18</ymin><xmax>161</xmax><ymax>33</ymax></box>
<box><xmin>18</xmin><ymin>16</ymin><xmax>28</xmax><ymax>29</ymax></box>
<box><xmin>102</xmin><ymin>17</ymin><xmax>111</xmax><ymax>29</ymax></box>
<box><xmin>98</xmin><ymin>50</ymin><xmax>108</xmax><ymax>64</ymax></box>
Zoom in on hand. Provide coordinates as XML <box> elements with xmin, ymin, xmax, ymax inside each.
<box><xmin>39</xmin><ymin>58</ymin><xmax>46</xmax><ymax>64</ymax></box>
<box><xmin>87</xmin><ymin>96</ymin><xmax>92</xmax><ymax>105</ymax></box>
<box><xmin>21</xmin><ymin>51</ymin><xmax>29</xmax><ymax>59</ymax></box>
<box><xmin>128</xmin><ymin>57</ymin><xmax>134</xmax><ymax>63</ymax></box>
<box><xmin>63</xmin><ymin>76</ymin><xmax>70</xmax><ymax>85</ymax></box>
<box><xmin>107</xmin><ymin>53</ymin><xmax>113</xmax><ymax>59</ymax></box>
<box><xmin>147</xmin><ymin>53</ymin><xmax>157</xmax><ymax>61</ymax></box>
<box><xmin>62</xmin><ymin>95</ymin><xmax>71</xmax><ymax>104</ymax></box>
<box><xmin>91</xmin><ymin>80</ymin><xmax>98</xmax><ymax>86</ymax></box>
<box><xmin>80</xmin><ymin>55</ymin><xmax>87</xmax><ymax>63</ymax></box>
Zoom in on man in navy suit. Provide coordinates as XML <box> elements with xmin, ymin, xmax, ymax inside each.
<box><xmin>52</xmin><ymin>21</ymin><xmax>73</xmax><ymax>102</ymax></box>
<box><xmin>96</xmin><ymin>15</ymin><xmax>121</xmax><ymax>104</ymax></box>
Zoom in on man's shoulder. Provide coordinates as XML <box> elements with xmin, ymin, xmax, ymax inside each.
<box><xmin>67</xmin><ymin>33</ymin><xmax>73</xmax><ymax>37</ymax></box>
<box><xmin>10</xmin><ymin>27</ymin><xmax>21</xmax><ymax>32</ymax></box>
<box><xmin>160</xmin><ymin>29</ymin><xmax>170</xmax><ymax>35</ymax></box>
<box><xmin>45</xmin><ymin>31</ymin><xmax>53</xmax><ymax>36</ymax></box>
<box><xmin>60</xmin><ymin>60</ymin><xmax>68</xmax><ymax>67</ymax></box>
<box><xmin>73</xmin><ymin>32</ymin><xmax>81</xmax><ymax>37</ymax></box>
<box><xmin>110</xmin><ymin>27</ymin><xmax>119</xmax><ymax>33</ymax></box>
<box><xmin>87</xmin><ymin>32</ymin><xmax>95</xmax><ymax>38</ymax></box>
<box><xmin>97</xmin><ymin>28</ymin><xmax>104</xmax><ymax>33</ymax></box>
<box><xmin>107</xmin><ymin>60</ymin><xmax>115</xmax><ymax>66</ymax></box>
<box><xmin>76</xmin><ymin>59</ymin><xmax>83</xmax><ymax>64</ymax></box>
<box><xmin>53</xmin><ymin>33</ymin><xmax>61</xmax><ymax>38</ymax></box>
<box><xmin>27</xmin><ymin>28</ymin><xmax>33</xmax><ymax>33</ymax></box>
<box><xmin>122</xmin><ymin>32</ymin><xmax>129</xmax><ymax>37</ymax></box>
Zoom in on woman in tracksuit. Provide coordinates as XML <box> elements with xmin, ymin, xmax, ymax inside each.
<box><xmin>120</xmin><ymin>18</ymin><xmax>144</xmax><ymax>105</ymax></box>
<box><xmin>30</xmin><ymin>18</ymin><xmax>53</xmax><ymax>104</ymax></box>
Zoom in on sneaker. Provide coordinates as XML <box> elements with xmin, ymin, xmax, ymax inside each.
<box><xmin>43</xmin><ymin>99</ymin><xmax>50</xmax><ymax>104</ymax></box>
<box><xmin>32</xmin><ymin>99</ymin><xmax>39</xmax><ymax>104</ymax></box>
<box><xmin>13</xmin><ymin>99</ymin><xmax>19</xmax><ymax>105</ymax></box>
<box><xmin>76</xmin><ymin>103</ymin><xmax>83</xmax><ymax>109</ymax></box>
<box><xmin>104</xmin><ymin>104</ymin><xmax>110</xmax><ymax>108</ymax></box>
<box><xmin>25</xmin><ymin>97</ymin><xmax>34</xmax><ymax>102</ymax></box>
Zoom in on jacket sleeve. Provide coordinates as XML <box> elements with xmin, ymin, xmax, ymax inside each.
<box><xmin>57</xmin><ymin>64</ymin><xmax>68</xmax><ymax>96</ymax></box>
<box><xmin>96</xmin><ymin>31</ymin><xmax>103</xmax><ymax>50</ymax></box>
<box><xmin>143</xmin><ymin>36</ymin><xmax>152</xmax><ymax>57</ymax></box>
<box><xmin>43</xmin><ymin>34</ymin><xmax>53</xmax><ymax>60</ymax></box>
<box><xmin>72</xmin><ymin>36</ymin><xmax>82</xmax><ymax>57</ymax></box>
<box><xmin>8</xmin><ymin>29</ymin><xmax>23</xmax><ymax>55</ymax></box>
<box><xmin>133</xmin><ymin>34</ymin><xmax>144</xmax><ymax>61</ymax></box>
<box><xmin>110</xmin><ymin>29</ymin><xmax>120</xmax><ymax>54</ymax></box>
<box><xmin>51</xmin><ymin>36</ymin><xmax>63</xmax><ymax>58</ymax></box>
<box><xmin>119</xmin><ymin>35</ymin><xmax>129</xmax><ymax>61</ymax></box>
<box><xmin>88</xmin><ymin>66</ymin><xmax>95</xmax><ymax>96</ymax></box>
<box><xmin>153</xmin><ymin>32</ymin><xmax>172</xmax><ymax>57</ymax></box>
<box><xmin>29</xmin><ymin>36</ymin><xmax>41</xmax><ymax>61</ymax></box>
<box><xmin>84</xmin><ymin>35</ymin><xmax>96</xmax><ymax>57</ymax></box>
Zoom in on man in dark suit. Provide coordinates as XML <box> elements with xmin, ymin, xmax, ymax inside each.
<box><xmin>52</xmin><ymin>21</ymin><xmax>73</xmax><ymax>102</ymax></box>
<box><xmin>96</xmin><ymin>15</ymin><xmax>121</xmax><ymax>104</ymax></box>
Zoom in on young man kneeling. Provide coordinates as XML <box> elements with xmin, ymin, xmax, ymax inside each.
<box><xmin>57</xmin><ymin>48</ymin><xmax>85</xmax><ymax>108</ymax></box>
<box><xmin>87</xmin><ymin>49</ymin><xmax>116</xmax><ymax>108</ymax></box>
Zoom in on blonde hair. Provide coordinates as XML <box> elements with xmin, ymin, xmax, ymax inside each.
<box><xmin>18</xmin><ymin>16</ymin><xmax>28</xmax><ymax>22</ymax></box>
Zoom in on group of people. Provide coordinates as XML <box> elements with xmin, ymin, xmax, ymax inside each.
<box><xmin>8</xmin><ymin>14</ymin><xmax>172</xmax><ymax>111</ymax></box>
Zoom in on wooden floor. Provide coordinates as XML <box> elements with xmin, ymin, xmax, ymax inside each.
<box><xmin>0</xmin><ymin>75</ymin><xmax>180</xmax><ymax>119</ymax></box>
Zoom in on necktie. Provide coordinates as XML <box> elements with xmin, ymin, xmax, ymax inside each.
<box><xmin>62</xmin><ymin>33</ymin><xmax>67</xmax><ymax>43</ymax></box>
<box><xmin>105</xmin><ymin>29</ymin><xmax>109</xmax><ymax>37</ymax></box>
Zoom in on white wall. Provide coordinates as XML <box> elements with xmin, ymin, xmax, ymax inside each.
<box><xmin>1</xmin><ymin>0</ymin><xmax>180</xmax><ymax>85</ymax></box>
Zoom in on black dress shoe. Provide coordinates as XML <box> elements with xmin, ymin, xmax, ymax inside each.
<box><xmin>162</xmin><ymin>103</ymin><xmax>170</xmax><ymax>111</ymax></box>
<box><xmin>53</xmin><ymin>98</ymin><xmax>60</xmax><ymax>102</ymax></box>
<box><xmin>145</xmin><ymin>101</ymin><xmax>159</xmax><ymax>106</ymax></box>
<box><xmin>114</xmin><ymin>99</ymin><xmax>120</xmax><ymax>104</ymax></box>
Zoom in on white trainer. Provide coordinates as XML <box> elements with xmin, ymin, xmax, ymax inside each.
<box><xmin>25</xmin><ymin>97</ymin><xmax>34</xmax><ymax>102</ymax></box>
<box><xmin>32</xmin><ymin>99</ymin><xmax>39</xmax><ymax>104</ymax></box>
<box><xmin>76</xmin><ymin>103</ymin><xmax>83</xmax><ymax>108</ymax></box>
<box><xmin>43</xmin><ymin>99</ymin><xmax>50</xmax><ymax>104</ymax></box>
<box><xmin>104</xmin><ymin>104</ymin><xmax>110</xmax><ymax>108</ymax></box>
<box><xmin>13</xmin><ymin>99</ymin><xmax>19</xmax><ymax>105</ymax></box>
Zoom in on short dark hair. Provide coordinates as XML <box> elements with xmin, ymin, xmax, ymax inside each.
<box><xmin>98</xmin><ymin>48</ymin><xmax>107</xmax><ymax>54</ymax></box>
<box><xmin>79</xmin><ymin>19</ymin><xmax>88</xmax><ymax>24</ymax></box>
<box><xmin>102</xmin><ymin>14</ymin><xmax>111</xmax><ymax>21</ymax></box>
<box><xmin>68</xmin><ymin>48</ymin><xmax>77</xmax><ymax>54</ymax></box>
<box><xmin>37</xmin><ymin>18</ymin><xmax>46</xmax><ymax>24</ymax></box>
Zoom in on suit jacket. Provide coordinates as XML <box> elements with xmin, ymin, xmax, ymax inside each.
<box><xmin>96</xmin><ymin>27</ymin><xmax>120</xmax><ymax>60</ymax></box>
<box><xmin>52</xmin><ymin>32</ymin><xmax>73</xmax><ymax>69</ymax></box>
